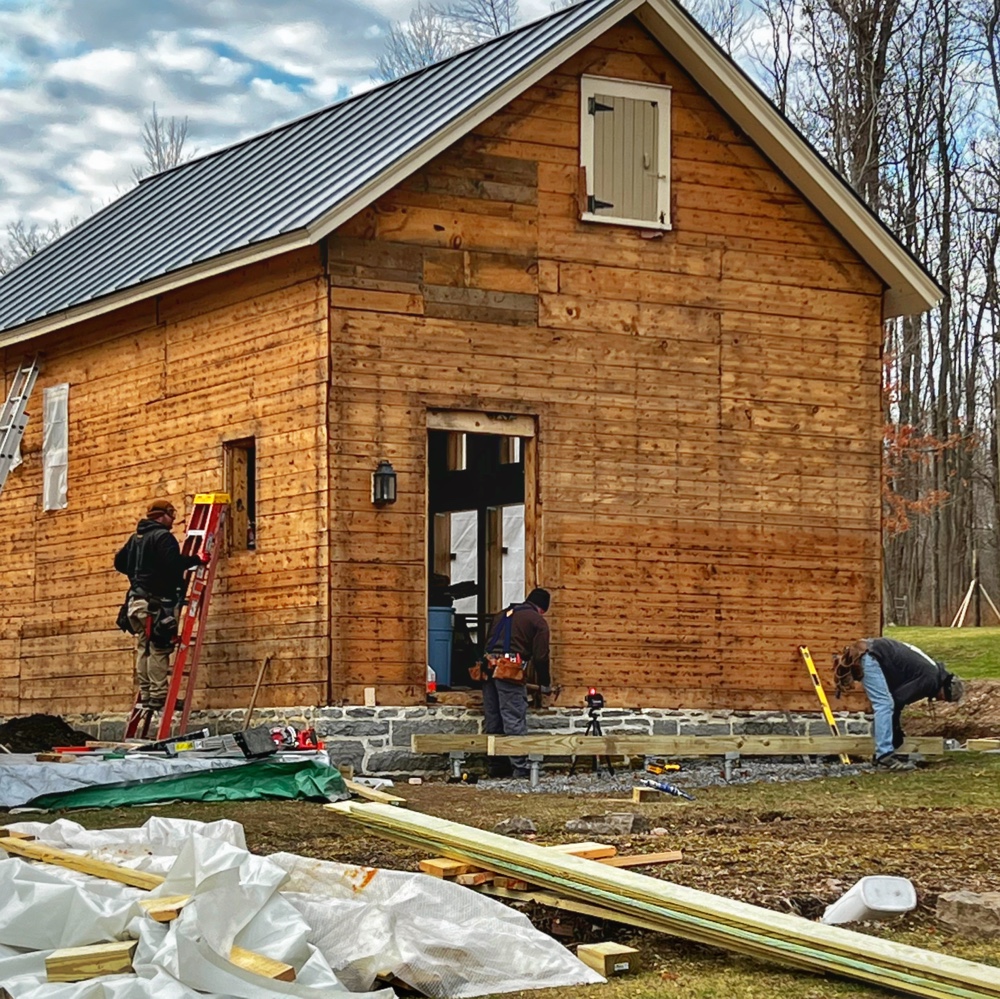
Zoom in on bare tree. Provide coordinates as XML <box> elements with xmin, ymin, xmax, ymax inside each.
<box><xmin>445</xmin><ymin>0</ymin><xmax>519</xmax><ymax>39</ymax></box>
<box><xmin>132</xmin><ymin>104</ymin><xmax>191</xmax><ymax>182</ymax></box>
<box><xmin>376</xmin><ymin>0</ymin><xmax>519</xmax><ymax>81</ymax></box>
<box><xmin>0</xmin><ymin>219</ymin><xmax>66</xmax><ymax>275</ymax></box>
<box><xmin>376</xmin><ymin>2</ymin><xmax>464</xmax><ymax>80</ymax></box>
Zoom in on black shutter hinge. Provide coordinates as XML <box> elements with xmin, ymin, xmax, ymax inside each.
<box><xmin>587</xmin><ymin>97</ymin><xmax>614</xmax><ymax>115</ymax></box>
<box><xmin>588</xmin><ymin>195</ymin><xmax>614</xmax><ymax>212</ymax></box>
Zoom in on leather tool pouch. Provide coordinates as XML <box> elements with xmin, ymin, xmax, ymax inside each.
<box><xmin>490</xmin><ymin>653</ymin><xmax>525</xmax><ymax>684</ymax></box>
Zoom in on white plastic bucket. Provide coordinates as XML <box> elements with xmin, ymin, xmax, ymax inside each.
<box><xmin>821</xmin><ymin>876</ymin><xmax>917</xmax><ymax>925</ymax></box>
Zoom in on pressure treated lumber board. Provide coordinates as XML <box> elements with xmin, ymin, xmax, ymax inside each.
<box><xmin>577</xmin><ymin>941</ymin><xmax>641</xmax><ymax>976</ymax></box>
<box><xmin>46</xmin><ymin>941</ymin><xmax>138</xmax><ymax>982</ymax></box>
<box><xmin>0</xmin><ymin>837</ymin><xmax>165</xmax><ymax>890</ymax></box>
<box><xmin>966</xmin><ymin>739</ymin><xmax>1000</xmax><ymax>752</ymax></box>
<box><xmin>597</xmin><ymin>851</ymin><xmax>683</xmax><ymax>868</ymax></box>
<box><xmin>344</xmin><ymin>779</ymin><xmax>407</xmax><ymax>806</ymax></box>
<box><xmin>485</xmin><ymin>735</ymin><xmax>945</xmax><ymax>757</ymax></box>
<box><xmin>138</xmin><ymin>895</ymin><xmax>192</xmax><ymax>921</ymax></box>
<box><xmin>411</xmin><ymin>734</ymin><xmax>945</xmax><ymax>756</ymax></box>
<box><xmin>326</xmin><ymin>801</ymin><xmax>1000</xmax><ymax>999</ymax></box>
<box><xmin>230</xmin><ymin>946</ymin><xmax>296</xmax><ymax>982</ymax></box>
<box><xmin>549</xmin><ymin>842</ymin><xmax>617</xmax><ymax>859</ymax></box>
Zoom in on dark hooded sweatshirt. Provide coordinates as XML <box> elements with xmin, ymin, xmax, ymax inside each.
<box><xmin>114</xmin><ymin>518</ymin><xmax>200</xmax><ymax>601</ymax></box>
<box><xmin>486</xmin><ymin>601</ymin><xmax>551</xmax><ymax>686</ymax></box>
<box><xmin>864</xmin><ymin>637</ymin><xmax>948</xmax><ymax>707</ymax></box>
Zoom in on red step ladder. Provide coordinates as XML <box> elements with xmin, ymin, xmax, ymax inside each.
<box><xmin>125</xmin><ymin>493</ymin><xmax>229</xmax><ymax>740</ymax></box>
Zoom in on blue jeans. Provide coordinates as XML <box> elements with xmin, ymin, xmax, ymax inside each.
<box><xmin>860</xmin><ymin>653</ymin><xmax>896</xmax><ymax>758</ymax></box>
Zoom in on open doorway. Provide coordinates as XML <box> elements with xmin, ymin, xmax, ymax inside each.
<box><xmin>427</xmin><ymin>411</ymin><xmax>536</xmax><ymax>690</ymax></box>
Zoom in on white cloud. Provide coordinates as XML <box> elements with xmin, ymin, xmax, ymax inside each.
<box><xmin>0</xmin><ymin>0</ymin><xmax>577</xmax><ymax>233</ymax></box>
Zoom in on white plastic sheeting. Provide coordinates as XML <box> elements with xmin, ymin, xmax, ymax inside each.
<box><xmin>42</xmin><ymin>382</ymin><xmax>69</xmax><ymax>511</ymax></box>
<box><xmin>450</xmin><ymin>506</ymin><xmax>525</xmax><ymax>619</ymax></box>
<box><xmin>0</xmin><ymin>817</ymin><xmax>603</xmax><ymax>999</ymax></box>
<box><xmin>0</xmin><ymin>755</ymin><xmax>251</xmax><ymax>809</ymax></box>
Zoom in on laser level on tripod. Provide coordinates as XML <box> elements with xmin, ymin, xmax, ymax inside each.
<box><xmin>570</xmin><ymin>687</ymin><xmax>613</xmax><ymax>776</ymax></box>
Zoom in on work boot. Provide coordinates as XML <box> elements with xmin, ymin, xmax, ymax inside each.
<box><xmin>874</xmin><ymin>753</ymin><xmax>916</xmax><ymax>772</ymax></box>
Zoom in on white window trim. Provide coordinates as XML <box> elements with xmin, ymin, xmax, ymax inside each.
<box><xmin>580</xmin><ymin>75</ymin><xmax>672</xmax><ymax>231</ymax></box>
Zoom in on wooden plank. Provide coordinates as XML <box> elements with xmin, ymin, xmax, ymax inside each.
<box><xmin>597</xmin><ymin>851</ymin><xmax>683</xmax><ymax>868</ymax></box>
<box><xmin>966</xmin><ymin>739</ymin><xmax>1000</xmax><ymax>752</ymax></box>
<box><xmin>456</xmin><ymin>871</ymin><xmax>496</xmax><ymax>886</ymax></box>
<box><xmin>344</xmin><ymin>778</ymin><xmax>407</xmax><ymax>806</ymax></box>
<box><xmin>46</xmin><ymin>941</ymin><xmax>138</xmax><ymax>983</ymax></box>
<box><xmin>418</xmin><ymin>857</ymin><xmax>479</xmax><ymax>877</ymax></box>
<box><xmin>426</xmin><ymin>409</ymin><xmax>536</xmax><ymax>437</ymax></box>
<box><xmin>549</xmin><ymin>842</ymin><xmax>618</xmax><ymax>860</ymax></box>
<box><xmin>412</xmin><ymin>734</ymin><xmax>943</xmax><ymax>757</ymax></box>
<box><xmin>0</xmin><ymin>837</ymin><xmax>165</xmax><ymax>891</ymax></box>
<box><xmin>577</xmin><ymin>941</ymin><xmax>641</xmax><ymax>977</ymax></box>
<box><xmin>138</xmin><ymin>895</ymin><xmax>192</xmax><ymax>922</ymax></box>
<box><xmin>485</xmin><ymin>735</ymin><xmax>945</xmax><ymax>757</ymax></box>
<box><xmin>329</xmin><ymin>802</ymin><xmax>1000</xmax><ymax>998</ymax></box>
<box><xmin>229</xmin><ymin>945</ymin><xmax>296</xmax><ymax>982</ymax></box>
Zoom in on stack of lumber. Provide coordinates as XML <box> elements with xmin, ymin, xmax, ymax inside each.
<box><xmin>417</xmin><ymin>842</ymin><xmax>682</xmax><ymax>893</ymax></box>
<box><xmin>326</xmin><ymin>801</ymin><xmax>1000</xmax><ymax>999</ymax></box>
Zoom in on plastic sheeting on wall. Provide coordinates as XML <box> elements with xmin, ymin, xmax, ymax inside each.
<box><xmin>42</xmin><ymin>382</ymin><xmax>69</xmax><ymax>511</ymax></box>
<box><xmin>450</xmin><ymin>505</ymin><xmax>526</xmax><ymax>618</ymax></box>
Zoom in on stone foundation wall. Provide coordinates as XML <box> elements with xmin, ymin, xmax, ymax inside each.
<box><xmin>59</xmin><ymin>706</ymin><xmax>873</xmax><ymax>776</ymax></box>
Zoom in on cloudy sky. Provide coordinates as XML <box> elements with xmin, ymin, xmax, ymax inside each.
<box><xmin>0</xmin><ymin>0</ymin><xmax>556</xmax><ymax>231</ymax></box>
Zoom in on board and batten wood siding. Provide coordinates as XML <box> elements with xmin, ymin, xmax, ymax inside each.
<box><xmin>0</xmin><ymin>248</ymin><xmax>330</xmax><ymax>715</ymax></box>
<box><xmin>327</xmin><ymin>17</ymin><xmax>883</xmax><ymax>710</ymax></box>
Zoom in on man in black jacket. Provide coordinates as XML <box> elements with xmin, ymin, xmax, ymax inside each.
<box><xmin>835</xmin><ymin>637</ymin><xmax>965</xmax><ymax>771</ymax></box>
<box><xmin>114</xmin><ymin>498</ymin><xmax>205</xmax><ymax>709</ymax></box>
<box><xmin>482</xmin><ymin>587</ymin><xmax>551</xmax><ymax>779</ymax></box>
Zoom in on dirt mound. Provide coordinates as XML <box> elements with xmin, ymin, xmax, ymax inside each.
<box><xmin>0</xmin><ymin>714</ymin><xmax>93</xmax><ymax>753</ymax></box>
<box><xmin>902</xmin><ymin>678</ymin><xmax>1000</xmax><ymax>741</ymax></box>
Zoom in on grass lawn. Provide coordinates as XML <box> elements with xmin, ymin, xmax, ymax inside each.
<box><xmin>27</xmin><ymin>753</ymin><xmax>1000</xmax><ymax>999</ymax></box>
<box><xmin>884</xmin><ymin>625</ymin><xmax>1000</xmax><ymax>679</ymax></box>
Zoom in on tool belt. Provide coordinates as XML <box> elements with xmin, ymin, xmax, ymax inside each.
<box><xmin>472</xmin><ymin>604</ymin><xmax>529</xmax><ymax>684</ymax></box>
<box><xmin>471</xmin><ymin>652</ymin><xmax>525</xmax><ymax>684</ymax></box>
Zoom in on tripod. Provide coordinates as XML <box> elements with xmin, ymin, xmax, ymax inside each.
<box><xmin>570</xmin><ymin>706</ymin><xmax>614</xmax><ymax>776</ymax></box>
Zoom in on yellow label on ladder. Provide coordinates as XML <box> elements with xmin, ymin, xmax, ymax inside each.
<box><xmin>799</xmin><ymin>646</ymin><xmax>851</xmax><ymax>764</ymax></box>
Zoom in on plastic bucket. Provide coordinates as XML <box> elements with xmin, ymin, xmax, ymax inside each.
<box><xmin>427</xmin><ymin>607</ymin><xmax>454</xmax><ymax>687</ymax></box>
<box><xmin>821</xmin><ymin>876</ymin><xmax>916</xmax><ymax>924</ymax></box>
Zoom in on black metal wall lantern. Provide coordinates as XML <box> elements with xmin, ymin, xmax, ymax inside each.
<box><xmin>372</xmin><ymin>459</ymin><xmax>397</xmax><ymax>505</ymax></box>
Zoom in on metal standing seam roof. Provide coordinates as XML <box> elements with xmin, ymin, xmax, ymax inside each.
<box><xmin>0</xmin><ymin>0</ymin><xmax>628</xmax><ymax>337</ymax></box>
<box><xmin>0</xmin><ymin>0</ymin><xmax>941</xmax><ymax>341</ymax></box>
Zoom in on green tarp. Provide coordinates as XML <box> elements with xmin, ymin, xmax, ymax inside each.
<box><xmin>28</xmin><ymin>757</ymin><xmax>348</xmax><ymax>810</ymax></box>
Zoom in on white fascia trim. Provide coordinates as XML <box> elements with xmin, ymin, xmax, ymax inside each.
<box><xmin>0</xmin><ymin>231</ymin><xmax>310</xmax><ymax>350</ymax></box>
<box><xmin>306</xmin><ymin>0</ymin><xmax>646</xmax><ymax>244</ymax></box>
<box><xmin>634</xmin><ymin>2</ymin><xmax>942</xmax><ymax>319</ymax></box>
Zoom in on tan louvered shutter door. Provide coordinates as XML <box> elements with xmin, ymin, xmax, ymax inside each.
<box><xmin>592</xmin><ymin>93</ymin><xmax>659</xmax><ymax>222</ymax></box>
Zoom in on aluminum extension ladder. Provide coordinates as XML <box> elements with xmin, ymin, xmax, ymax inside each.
<box><xmin>0</xmin><ymin>357</ymin><xmax>40</xmax><ymax>498</ymax></box>
<box><xmin>125</xmin><ymin>493</ymin><xmax>229</xmax><ymax>740</ymax></box>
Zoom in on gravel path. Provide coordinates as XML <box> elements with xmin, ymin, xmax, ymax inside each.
<box><xmin>481</xmin><ymin>756</ymin><xmax>886</xmax><ymax>795</ymax></box>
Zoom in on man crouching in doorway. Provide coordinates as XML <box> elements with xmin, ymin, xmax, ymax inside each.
<box><xmin>481</xmin><ymin>588</ymin><xmax>552</xmax><ymax>779</ymax></box>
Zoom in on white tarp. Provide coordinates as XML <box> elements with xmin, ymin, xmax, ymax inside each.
<box><xmin>0</xmin><ymin>755</ymin><xmax>252</xmax><ymax>809</ymax></box>
<box><xmin>0</xmin><ymin>817</ymin><xmax>603</xmax><ymax>999</ymax></box>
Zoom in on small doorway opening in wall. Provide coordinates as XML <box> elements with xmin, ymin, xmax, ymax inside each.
<box><xmin>224</xmin><ymin>437</ymin><xmax>257</xmax><ymax>551</ymax></box>
<box><xmin>427</xmin><ymin>411</ymin><xmax>536</xmax><ymax>690</ymax></box>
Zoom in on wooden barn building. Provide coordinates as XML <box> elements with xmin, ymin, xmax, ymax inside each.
<box><xmin>0</xmin><ymin>0</ymin><xmax>939</xmax><ymax>722</ymax></box>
